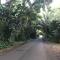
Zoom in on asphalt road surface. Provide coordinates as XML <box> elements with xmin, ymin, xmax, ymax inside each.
<box><xmin>0</xmin><ymin>40</ymin><xmax>60</xmax><ymax>60</ymax></box>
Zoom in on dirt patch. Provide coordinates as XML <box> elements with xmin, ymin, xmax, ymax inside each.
<box><xmin>45</xmin><ymin>43</ymin><xmax>60</xmax><ymax>60</ymax></box>
<box><xmin>47</xmin><ymin>44</ymin><xmax>60</xmax><ymax>54</ymax></box>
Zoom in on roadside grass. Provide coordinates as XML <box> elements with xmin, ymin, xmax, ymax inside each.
<box><xmin>0</xmin><ymin>41</ymin><xmax>11</xmax><ymax>49</ymax></box>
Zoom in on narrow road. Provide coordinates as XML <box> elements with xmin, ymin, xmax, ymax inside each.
<box><xmin>0</xmin><ymin>40</ymin><xmax>60</xmax><ymax>60</ymax></box>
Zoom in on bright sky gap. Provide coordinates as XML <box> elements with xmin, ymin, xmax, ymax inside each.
<box><xmin>1</xmin><ymin>0</ymin><xmax>60</xmax><ymax>9</ymax></box>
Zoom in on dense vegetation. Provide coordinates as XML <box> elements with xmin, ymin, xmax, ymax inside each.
<box><xmin>38</xmin><ymin>8</ymin><xmax>60</xmax><ymax>43</ymax></box>
<box><xmin>0</xmin><ymin>0</ymin><xmax>60</xmax><ymax>48</ymax></box>
<box><xmin>0</xmin><ymin>0</ymin><xmax>44</xmax><ymax>48</ymax></box>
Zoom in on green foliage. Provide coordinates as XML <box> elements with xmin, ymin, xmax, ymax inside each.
<box><xmin>48</xmin><ymin>20</ymin><xmax>60</xmax><ymax>43</ymax></box>
<box><xmin>0</xmin><ymin>0</ymin><xmax>44</xmax><ymax>48</ymax></box>
<box><xmin>0</xmin><ymin>41</ymin><xmax>11</xmax><ymax>49</ymax></box>
<box><xmin>38</xmin><ymin>16</ymin><xmax>60</xmax><ymax>43</ymax></box>
<box><xmin>37</xmin><ymin>7</ymin><xmax>60</xmax><ymax>43</ymax></box>
<box><xmin>0</xmin><ymin>0</ymin><xmax>54</xmax><ymax>48</ymax></box>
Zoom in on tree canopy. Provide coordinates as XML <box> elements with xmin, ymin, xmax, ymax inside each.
<box><xmin>0</xmin><ymin>0</ymin><xmax>60</xmax><ymax>48</ymax></box>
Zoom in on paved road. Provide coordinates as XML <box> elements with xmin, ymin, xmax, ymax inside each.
<box><xmin>0</xmin><ymin>40</ymin><xmax>60</xmax><ymax>60</ymax></box>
